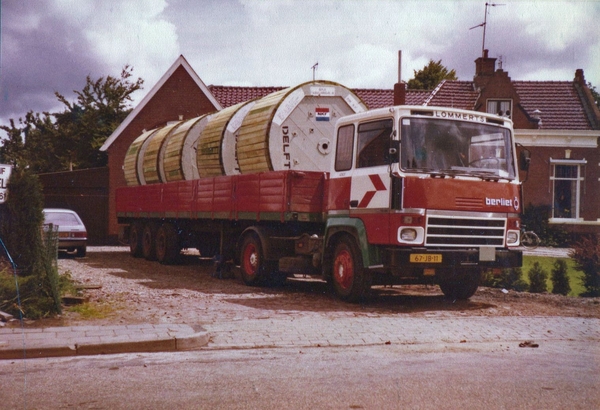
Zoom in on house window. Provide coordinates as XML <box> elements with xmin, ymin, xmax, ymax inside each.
<box><xmin>550</xmin><ymin>159</ymin><xmax>586</xmax><ymax>220</ymax></box>
<box><xmin>487</xmin><ymin>99</ymin><xmax>512</xmax><ymax>118</ymax></box>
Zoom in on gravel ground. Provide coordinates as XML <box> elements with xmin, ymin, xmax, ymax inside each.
<box><xmin>30</xmin><ymin>246</ymin><xmax>600</xmax><ymax>327</ymax></box>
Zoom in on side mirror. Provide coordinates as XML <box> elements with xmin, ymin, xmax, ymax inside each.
<box><xmin>519</xmin><ymin>149</ymin><xmax>531</xmax><ymax>171</ymax></box>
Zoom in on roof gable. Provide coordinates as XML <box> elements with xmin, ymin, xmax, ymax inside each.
<box><xmin>100</xmin><ymin>55</ymin><xmax>222</xmax><ymax>151</ymax></box>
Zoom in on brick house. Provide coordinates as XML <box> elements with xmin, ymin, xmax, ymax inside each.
<box><xmin>416</xmin><ymin>50</ymin><xmax>600</xmax><ymax>235</ymax></box>
<box><xmin>43</xmin><ymin>52</ymin><xmax>599</xmax><ymax>243</ymax></box>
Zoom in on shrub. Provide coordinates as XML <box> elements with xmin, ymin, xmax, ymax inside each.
<box><xmin>551</xmin><ymin>259</ymin><xmax>571</xmax><ymax>296</ymax></box>
<box><xmin>0</xmin><ymin>169</ymin><xmax>62</xmax><ymax>318</ymax></box>
<box><xmin>482</xmin><ymin>267</ymin><xmax>529</xmax><ymax>292</ymax></box>
<box><xmin>569</xmin><ymin>235</ymin><xmax>600</xmax><ymax>297</ymax></box>
<box><xmin>528</xmin><ymin>262</ymin><xmax>548</xmax><ymax>293</ymax></box>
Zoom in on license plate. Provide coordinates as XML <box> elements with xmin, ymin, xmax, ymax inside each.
<box><xmin>410</xmin><ymin>254</ymin><xmax>442</xmax><ymax>263</ymax></box>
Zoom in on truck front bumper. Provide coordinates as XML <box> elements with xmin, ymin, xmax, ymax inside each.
<box><xmin>382</xmin><ymin>247</ymin><xmax>522</xmax><ymax>271</ymax></box>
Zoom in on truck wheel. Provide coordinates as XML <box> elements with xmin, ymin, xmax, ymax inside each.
<box><xmin>129</xmin><ymin>222</ymin><xmax>144</xmax><ymax>257</ymax></box>
<box><xmin>142</xmin><ymin>222</ymin><xmax>159</xmax><ymax>261</ymax></box>
<box><xmin>239</xmin><ymin>234</ymin><xmax>268</xmax><ymax>286</ymax></box>
<box><xmin>331</xmin><ymin>236</ymin><xmax>372</xmax><ymax>302</ymax></box>
<box><xmin>156</xmin><ymin>223</ymin><xmax>180</xmax><ymax>264</ymax></box>
<box><xmin>438</xmin><ymin>268</ymin><xmax>481</xmax><ymax>300</ymax></box>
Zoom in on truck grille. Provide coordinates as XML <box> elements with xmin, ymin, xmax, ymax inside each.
<box><xmin>425</xmin><ymin>215</ymin><xmax>506</xmax><ymax>247</ymax></box>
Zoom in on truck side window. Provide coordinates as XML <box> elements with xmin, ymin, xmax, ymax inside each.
<box><xmin>335</xmin><ymin>124</ymin><xmax>355</xmax><ymax>171</ymax></box>
<box><xmin>356</xmin><ymin>119</ymin><xmax>393</xmax><ymax>168</ymax></box>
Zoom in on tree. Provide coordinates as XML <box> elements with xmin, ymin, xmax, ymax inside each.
<box><xmin>0</xmin><ymin>66</ymin><xmax>143</xmax><ymax>173</ymax></box>
<box><xmin>407</xmin><ymin>59</ymin><xmax>457</xmax><ymax>90</ymax></box>
<box><xmin>588</xmin><ymin>82</ymin><xmax>600</xmax><ymax>110</ymax></box>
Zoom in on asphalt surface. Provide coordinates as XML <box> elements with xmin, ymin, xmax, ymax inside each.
<box><xmin>1</xmin><ymin>246</ymin><xmax>590</xmax><ymax>361</ymax></box>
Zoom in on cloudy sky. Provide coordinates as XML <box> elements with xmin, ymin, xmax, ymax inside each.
<box><xmin>1</xmin><ymin>0</ymin><xmax>599</xmax><ymax>127</ymax></box>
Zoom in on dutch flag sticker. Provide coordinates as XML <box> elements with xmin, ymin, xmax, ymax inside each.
<box><xmin>315</xmin><ymin>107</ymin><xmax>330</xmax><ymax>121</ymax></box>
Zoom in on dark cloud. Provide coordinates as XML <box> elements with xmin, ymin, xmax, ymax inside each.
<box><xmin>1</xmin><ymin>1</ymin><xmax>112</xmax><ymax>124</ymax></box>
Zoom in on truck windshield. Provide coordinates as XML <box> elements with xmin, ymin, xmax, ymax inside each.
<box><xmin>400</xmin><ymin>117</ymin><xmax>515</xmax><ymax>179</ymax></box>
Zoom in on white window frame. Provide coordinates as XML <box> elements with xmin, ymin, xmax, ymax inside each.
<box><xmin>486</xmin><ymin>99</ymin><xmax>513</xmax><ymax>118</ymax></box>
<box><xmin>549</xmin><ymin>158</ymin><xmax>586</xmax><ymax>221</ymax></box>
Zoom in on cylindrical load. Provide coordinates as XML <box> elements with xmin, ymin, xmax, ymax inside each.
<box><xmin>163</xmin><ymin>115</ymin><xmax>211</xmax><ymax>182</ymax></box>
<box><xmin>197</xmin><ymin>100</ymin><xmax>256</xmax><ymax>177</ymax></box>
<box><xmin>141</xmin><ymin>121</ymin><xmax>184</xmax><ymax>185</ymax></box>
<box><xmin>236</xmin><ymin>80</ymin><xmax>367</xmax><ymax>174</ymax></box>
<box><xmin>123</xmin><ymin>128</ymin><xmax>160</xmax><ymax>186</ymax></box>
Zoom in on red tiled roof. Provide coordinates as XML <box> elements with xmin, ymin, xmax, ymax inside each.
<box><xmin>513</xmin><ymin>81</ymin><xmax>591</xmax><ymax>130</ymax></box>
<box><xmin>208</xmin><ymin>80</ymin><xmax>595</xmax><ymax>130</ymax></box>
<box><xmin>208</xmin><ymin>85</ymin><xmax>286</xmax><ymax>108</ymax></box>
<box><xmin>353</xmin><ymin>88</ymin><xmax>393</xmax><ymax>109</ymax></box>
<box><xmin>208</xmin><ymin>85</ymin><xmax>429</xmax><ymax>110</ymax></box>
<box><xmin>425</xmin><ymin>81</ymin><xmax>479</xmax><ymax>110</ymax></box>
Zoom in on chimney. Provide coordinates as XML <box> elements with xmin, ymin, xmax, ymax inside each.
<box><xmin>475</xmin><ymin>49</ymin><xmax>497</xmax><ymax>76</ymax></box>
<box><xmin>574</xmin><ymin>69</ymin><xmax>585</xmax><ymax>86</ymax></box>
<box><xmin>394</xmin><ymin>50</ymin><xmax>406</xmax><ymax>105</ymax></box>
<box><xmin>474</xmin><ymin>49</ymin><xmax>497</xmax><ymax>88</ymax></box>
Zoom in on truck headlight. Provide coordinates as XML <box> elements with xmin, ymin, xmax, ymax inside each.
<box><xmin>506</xmin><ymin>230</ymin><xmax>519</xmax><ymax>245</ymax></box>
<box><xmin>398</xmin><ymin>227</ymin><xmax>424</xmax><ymax>244</ymax></box>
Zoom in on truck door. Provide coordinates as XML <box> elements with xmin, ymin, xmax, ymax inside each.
<box><xmin>349</xmin><ymin>119</ymin><xmax>394</xmax><ymax>245</ymax></box>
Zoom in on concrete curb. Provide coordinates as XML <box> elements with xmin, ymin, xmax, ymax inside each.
<box><xmin>0</xmin><ymin>324</ymin><xmax>210</xmax><ymax>360</ymax></box>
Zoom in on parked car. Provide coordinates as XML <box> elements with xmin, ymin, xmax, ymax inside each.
<box><xmin>43</xmin><ymin>208</ymin><xmax>87</xmax><ymax>257</ymax></box>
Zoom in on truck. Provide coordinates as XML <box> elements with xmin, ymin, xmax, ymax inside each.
<box><xmin>117</xmin><ymin>98</ymin><xmax>527</xmax><ymax>302</ymax></box>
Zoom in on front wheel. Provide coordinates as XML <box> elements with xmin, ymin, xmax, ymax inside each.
<box><xmin>438</xmin><ymin>268</ymin><xmax>481</xmax><ymax>300</ymax></box>
<box><xmin>330</xmin><ymin>236</ymin><xmax>372</xmax><ymax>302</ymax></box>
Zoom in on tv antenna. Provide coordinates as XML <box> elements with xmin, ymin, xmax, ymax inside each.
<box><xmin>311</xmin><ymin>62</ymin><xmax>318</xmax><ymax>81</ymax></box>
<box><xmin>470</xmin><ymin>2</ymin><xmax>505</xmax><ymax>57</ymax></box>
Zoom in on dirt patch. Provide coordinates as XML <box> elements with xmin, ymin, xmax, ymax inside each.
<box><xmin>15</xmin><ymin>247</ymin><xmax>600</xmax><ymax>328</ymax></box>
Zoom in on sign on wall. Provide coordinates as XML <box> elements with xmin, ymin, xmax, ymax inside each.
<box><xmin>0</xmin><ymin>164</ymin><xmax>13</xmax><ymax>204</ymax></box>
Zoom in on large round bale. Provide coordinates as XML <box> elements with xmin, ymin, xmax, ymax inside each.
<box><xmin>142</xmin><ymin>121</ymin><xmax>184</xmax><ymax>185</ymax></box>
<box><xmin>163</xmin><ymin>115</ymin><xmax>211</xmax><ymax>182</ymax></box>
<box><xmin>197</xmin><ymin>100</ymin><xmax>256</xmax><ymax>177</ymax></box>
<box><xmin>236</xmin><ymin>80</ymin><xmax>367</xmax><ymax>174</ymax></box>
<box><xmin>123</xmin><ymin>128</ymin><xmax>160</xmax><ymax>186</ymax></box>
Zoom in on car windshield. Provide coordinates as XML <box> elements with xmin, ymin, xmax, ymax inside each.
<box><xmin>44</xmin><ymin>212</ymin><xmax>80</xmax><ymax>226</ymax></box>
<box><xmin>400</xmin><ymin>117</ymin><xmax>515</xmax><ymax>179</ymax></box>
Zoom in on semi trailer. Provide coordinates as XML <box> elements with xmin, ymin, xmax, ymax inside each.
<box><xmin>117</xmin><ymin>82</ymin><xmax>527</xmax><ymax>301</ymax></box>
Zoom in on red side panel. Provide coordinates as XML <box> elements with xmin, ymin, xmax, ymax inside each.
<box><xmin>116</xmin><ymin>170</ymin><xmax>327</xmax><ymax>221</ymax></box>
<box><xmin>259</xmin><ymin>171</ymin><xmax>286</xmax><ymax>213</ymax></box>
<box><xmin>195</xmin><ymin>178</ymin><xmax>214</xmax><ymax>213</ymax></box>
<box><xmin>236</xmin><ymin>174</ymin><xmax>261</xmax><ymax>216</ymax></box>
<box><xmin>212</xmin><ymin>176</ymin><xmax>234</xmax><ymax>217</ymax></box>
<box><xmin>327</xmin><ymin>176</ymin><xmax>351</xmax><ymax>210</ymax></box>
<box><xmin>288</xmin><ymin>171</ymin><xmax>327</xmax><ymax>213</ymax></box>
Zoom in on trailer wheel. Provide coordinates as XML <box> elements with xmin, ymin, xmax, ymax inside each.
<box><xmin>239</xmin><ymin>234</ymin><xmax>268</xmax><ymax>286</ymax></box>
<box><xmin>331</xmin><ymin>236</ymin><xmax>372</xmax><ymax>302</ymax></box>
<box><xmin>129</xmin><ymin>222</ymin><xmax>144</xmax><ymax>258</ymax></box>
<box><xmin>142</xmin><ymin>222</ymin><xmax>159</xmax><ymax>261</ymax></box>
<box><xmin>438</xmin><ymin>268</ymin><xmax>481</xmax><ymax>300</ymax></box>
<box><xmin>156</xmin><ymin>223</ymin><xmax>180</xmax><ymax>264</ymax></box>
